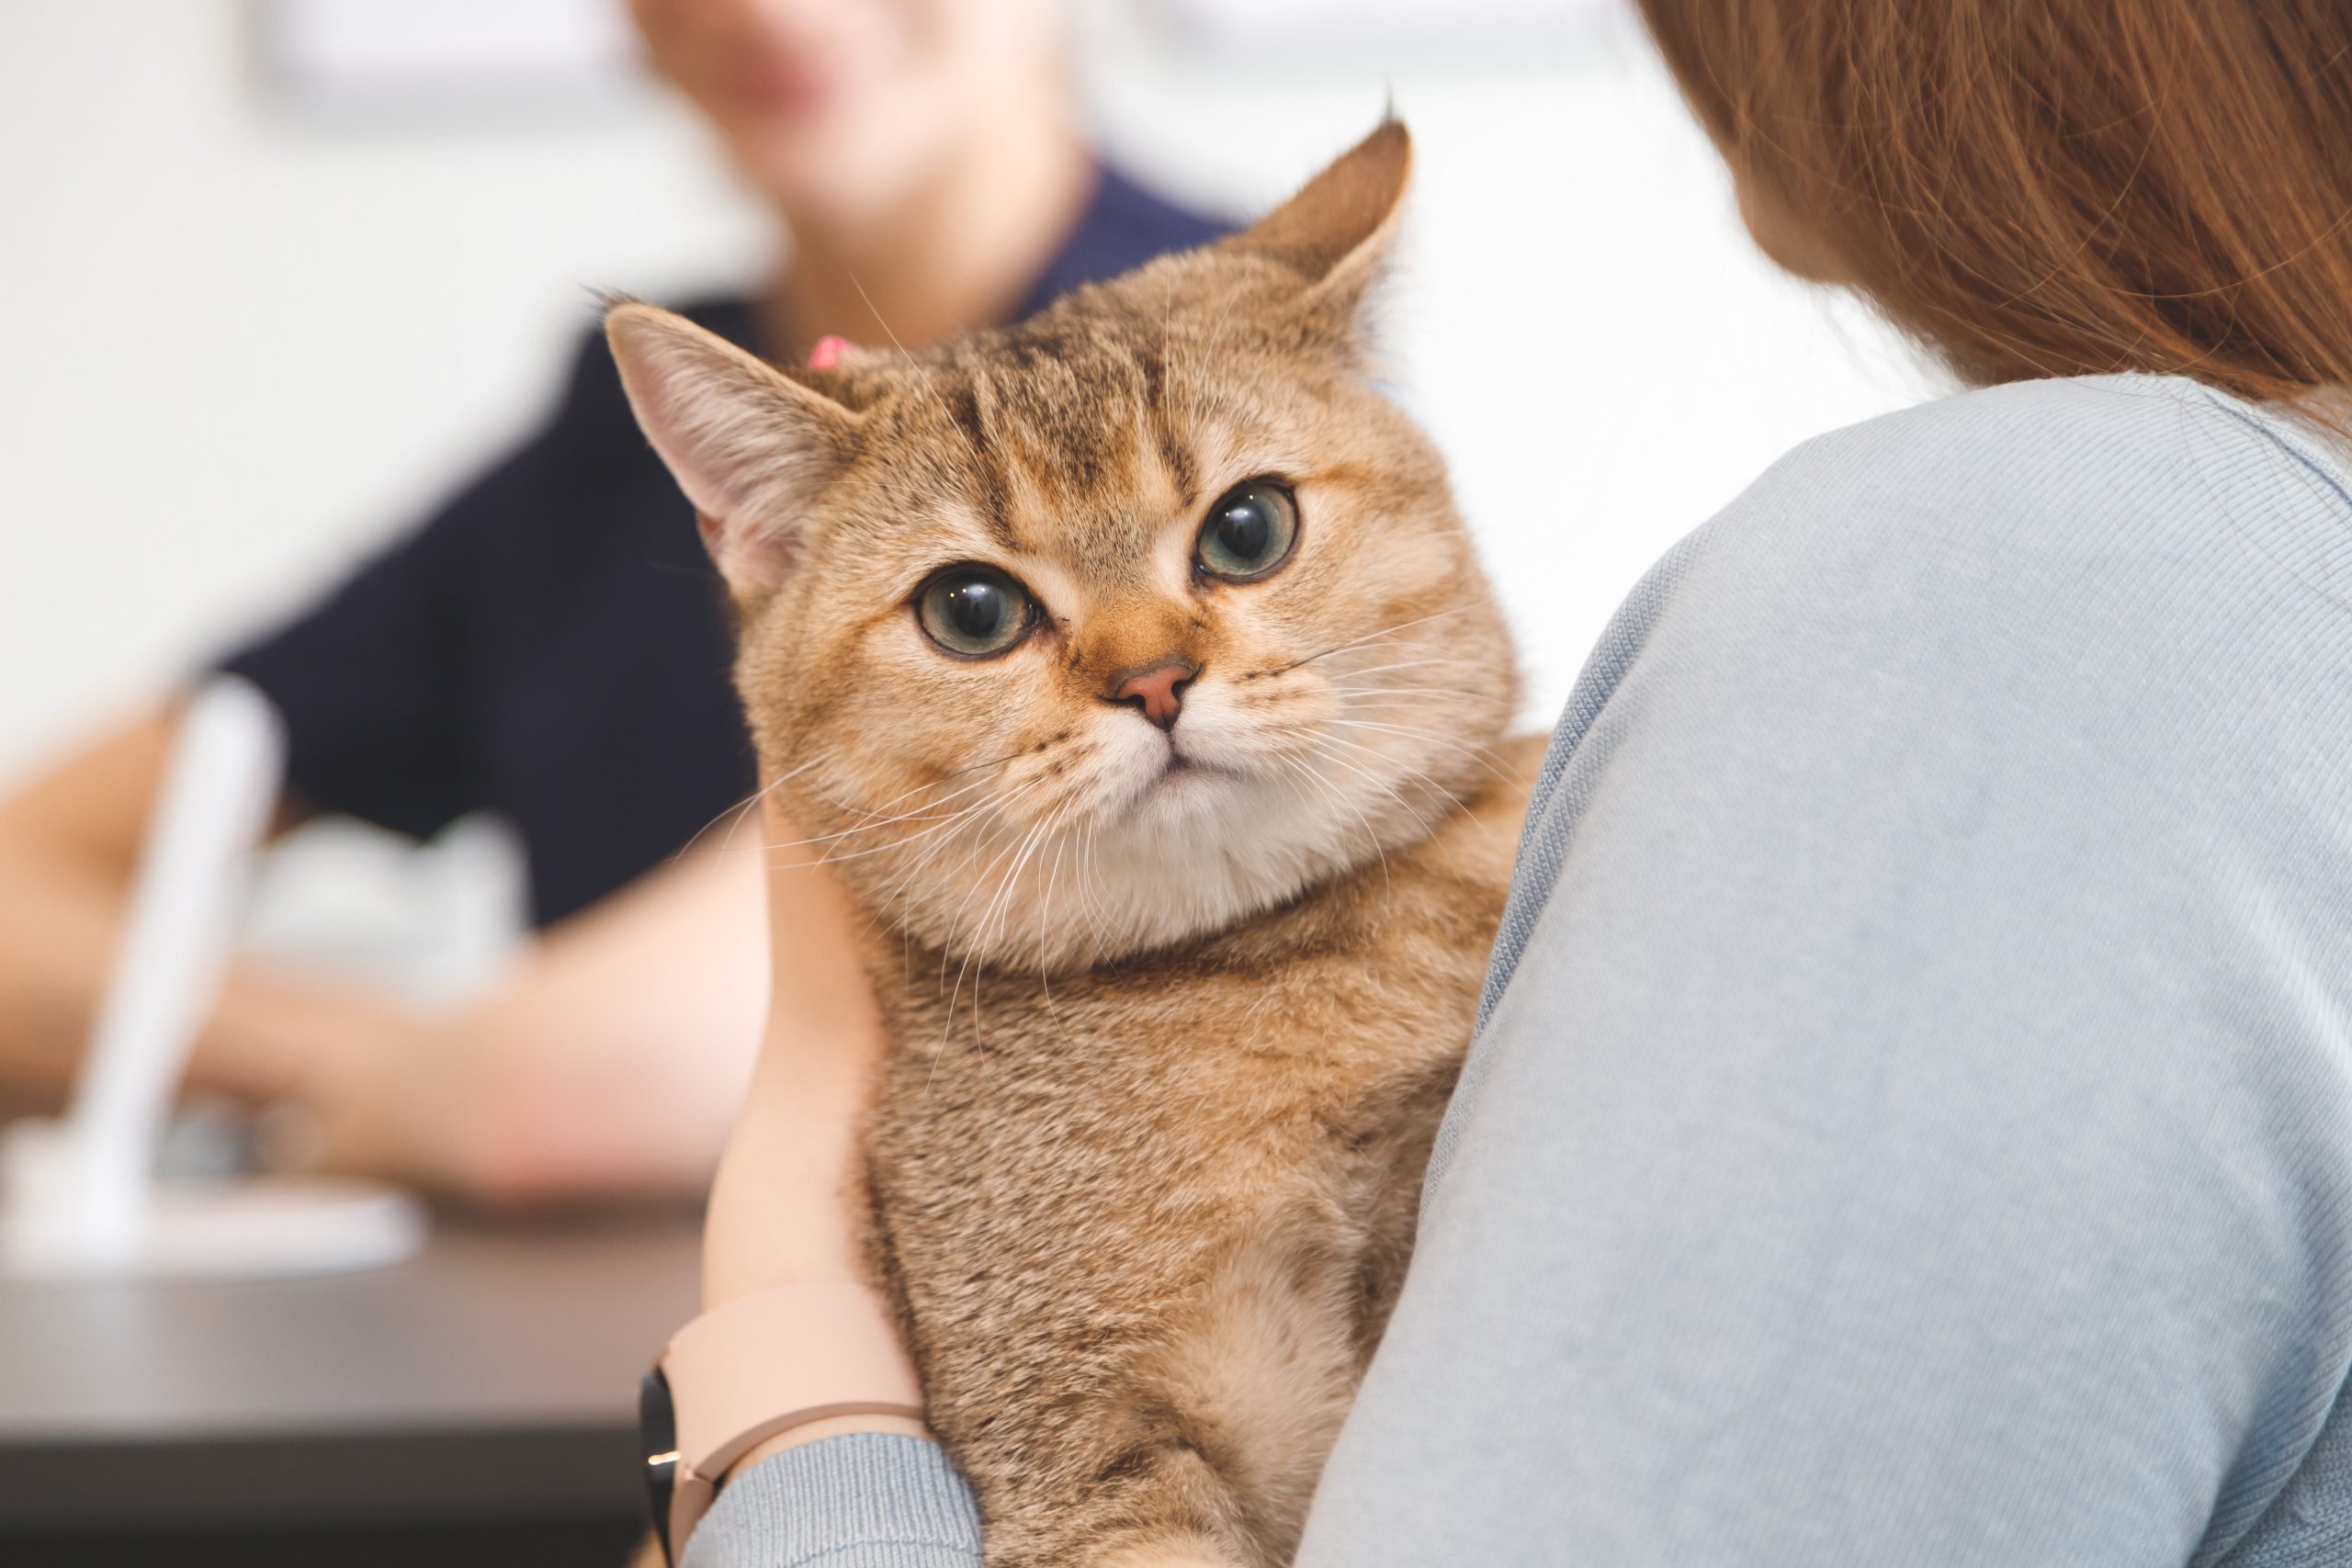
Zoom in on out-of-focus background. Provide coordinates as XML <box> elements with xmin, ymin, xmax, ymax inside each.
<box><xmin>1</xmin><ymin>0</ymin><xmax>1929</xmax><ymax>786</ymax></box>
<box><xmin>0</xmin><ymin>3</ymin><xmax>1935</xmax><ymax>1562</ymax></box>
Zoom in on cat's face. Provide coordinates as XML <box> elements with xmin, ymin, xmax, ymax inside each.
<box><xmin>610</xmin><ymin>124</ymin><xmax>1517</xmax><ymax>967</ymax></box>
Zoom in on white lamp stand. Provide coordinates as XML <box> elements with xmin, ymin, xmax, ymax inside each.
<box><xmin>0</xmin><ymin>677</ymin><xmax>427</xmax><ymax>1279</ymax></box>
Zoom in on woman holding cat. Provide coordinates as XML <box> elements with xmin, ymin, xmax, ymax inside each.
<box><xmin>0</xmin><ymin>0</ymin><xmax>1223</xmax><ymax>1202</ymax></box>
<box><xmin>677</xmin><ymin>2</ymin><xmax>2352</xmax><ymax>1564</ymax></box>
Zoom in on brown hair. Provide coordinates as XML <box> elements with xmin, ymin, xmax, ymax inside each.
<box><xmin>1635</xmin><ymin>0</ymin><xmax>2352</xmax><ymax>411</ymax></box>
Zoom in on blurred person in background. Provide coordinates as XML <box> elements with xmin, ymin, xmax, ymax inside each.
<box><xmin>0</xmin><ymin>0</ymin><xmax>1224</xmax><ymax>1206</ymax></box>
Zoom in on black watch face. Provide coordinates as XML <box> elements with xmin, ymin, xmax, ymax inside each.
<box><xmin>640</xmin><ymin>1366</ymin><xmax>679</xmax><ymax>1565</ymax></box>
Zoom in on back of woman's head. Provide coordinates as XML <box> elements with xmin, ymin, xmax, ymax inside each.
<box><xmin>1635</xmin><ymin>0</ymin><xmax>2352</xmax><ymax>409</ymax></box>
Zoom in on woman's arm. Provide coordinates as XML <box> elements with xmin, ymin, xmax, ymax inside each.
<box><xmin>680</xmin><ymin>796</ymin><xmax>977</xmax><ymax>1567</ymax></box>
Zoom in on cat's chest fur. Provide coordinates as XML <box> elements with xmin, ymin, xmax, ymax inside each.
<box><xmin>856</xmin><ymin>736</ymin><xmax>1541</xmax><ymax>1566</ymax></box>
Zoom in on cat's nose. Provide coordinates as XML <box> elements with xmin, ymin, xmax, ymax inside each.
<box><xmin>1109</xmin><ymin>660</ymin><xmax>1197</xmax><ymax>731</ymax></box>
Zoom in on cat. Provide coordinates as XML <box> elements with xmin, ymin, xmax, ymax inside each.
<box><xmin>607</xmin><ymin>122</ymin><xmax>1540</xmax><ymax>1568</ymax></box>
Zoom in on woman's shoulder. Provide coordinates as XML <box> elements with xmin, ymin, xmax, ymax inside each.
<box><xmin>1739</xmin><ymin>372</ymin><xmax>2351</xmax><ymax>559</ymax></box>
<box><xmin>1674</xmin><ymin>373</ymin><xmax>2352</xmax><ymax>651</ymax></box>
<box><xmin>1553</xmin><ymin>371</ymin><xmax>2352</xmax><ymax>852</ymax></box>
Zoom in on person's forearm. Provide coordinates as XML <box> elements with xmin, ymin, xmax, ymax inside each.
<box><xmin>395</xmin><ymin>836</ymin><xmax>772</xmax><ymax>1206</ymax></box>
<box><xmin>705</xmin><ymin>800</ymin><xmax>893</xmax><ymax>1304</ymax></box>
<box><xmin>0</xmin><ymin>705</ymin><xmax>403</xmax><ymax>1118</ymax></box>
<box><xmin>0</xmin><ymin>712</ymin><xmax>771</xmax><ymax>1208</ymax></box>
<box><xmin>0</xmin><ymin>827</ymin><xmax>134</xmax><ymax>1101</ymax></box>
<box><xmin>0</xmin><ymin>822</ymin><xmax>413</xmax><ymax>1111</ymax></box>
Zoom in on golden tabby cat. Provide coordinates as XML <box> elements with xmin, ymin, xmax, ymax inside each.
<box><xmin>608</xmin><ymin>123</ymin><xmax>1537</xmax><ymax>1568</ymax></box>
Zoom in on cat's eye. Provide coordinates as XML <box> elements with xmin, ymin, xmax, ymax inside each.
<box><xmin>1194</xmin><ymin>479</ymin><xmax>1299</xmax><ymax>583</ymax></box>
<box><xmin>916</xmin><ymin>566</ymin><xmax>1036</xmax><ymax>659</ymax></box>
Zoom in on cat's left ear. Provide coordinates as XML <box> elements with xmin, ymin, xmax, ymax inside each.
<box><xmin>1224</xmin><ymin>118</ymin><xmax>1413</xmax><ymax>347</ymax></box>
<box><xmin>605</xmin><ymin>301</ymin><xmax>862</xmax><ymax>598</ymax></box>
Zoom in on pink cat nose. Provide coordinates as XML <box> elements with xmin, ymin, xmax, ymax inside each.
<box><xmin>1110</xmin><ymin>660</ymin><xmax>1197</xmax><ymax>731</ymax></box>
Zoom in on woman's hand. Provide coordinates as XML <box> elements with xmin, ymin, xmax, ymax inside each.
<box><xmin>701</xmin><ymin>792</ymin><xmax>927</xmax><ymax>1463</ymax></box>
<box><xmin>292</xmin><ymin>838</ymin><xmax>772</xmax><ymax>1207</ymax></box>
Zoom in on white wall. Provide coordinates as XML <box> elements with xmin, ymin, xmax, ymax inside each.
<box><xmin>0</xmin><ymin>0</ymin><xmax>768</xmax><ymax>780</ymax></box>
<box><xmin>0</xmin><ymin>0</ymin><xmax>1938</xmax><ymax>785</ymax></box>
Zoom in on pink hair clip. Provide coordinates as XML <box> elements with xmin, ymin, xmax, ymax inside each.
<box><xmin>808</xmin><ymin>335</ymin><xmax>849</xmax><ymax>371</ymax></box>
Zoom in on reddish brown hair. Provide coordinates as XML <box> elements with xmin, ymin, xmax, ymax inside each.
<box><xmin>1635</xmin><ymin>0</ymin><xmax>2352</xmax><ymax>410</ymax></box>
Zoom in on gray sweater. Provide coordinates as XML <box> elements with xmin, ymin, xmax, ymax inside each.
<box><xmin>689</xmin><ymin>375</ymin><xmax>2352</xmax><ymax>1567</ymax></box>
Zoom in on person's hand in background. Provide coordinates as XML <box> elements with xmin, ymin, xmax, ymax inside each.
<box><xmin>294</xmin><ymin>826</ymin><xmax>773</xmax><ymax>1206</ymax></box>
<box><xmin>0</xmin><ymin>705</ymin><xmax>771</xmax><ymax>1208</ymax></box>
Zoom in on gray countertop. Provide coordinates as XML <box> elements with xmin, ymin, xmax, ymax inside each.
<box><xmin>0</xmin><ymin>1209</ymin><xmax>700</xmax><ymax>1529</ymax></box>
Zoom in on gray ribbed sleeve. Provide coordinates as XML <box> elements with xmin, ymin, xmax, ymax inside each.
<box><xmin>697</xmin><ymin>374</ymin><xmax>2352</xmax><ymax>1567</ymax></box>
<box><xmin>682</xmin><ymin>1434</ymin><xmax>978</xmax><ymax>1568</ymax></box>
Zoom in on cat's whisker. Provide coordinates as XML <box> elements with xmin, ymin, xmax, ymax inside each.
<box><xmin>1277</xmin><ymin>750</ymin><xmax>1394</xmax><ymax>894</ymax></box>
<box><xmin>1015</xmin><ymin>797</ymin><xmax>1089</xmax><ymax>1025</ymax></box>
<box><xmin>1303</xmin><ymin>734</ymin><xmax>1474</xmax><ymax>878</ymax></box>
<box><xmin>673</xmin><ymin>751</ymin><xmax>834</xmax><ymax>861</ymax></box>
<box><xmin>826</xmin><ymin>743</ymin><xmax>1079</xmax><ymax>861</ymax></box>
<box><xmin>876</xmin><ymin>786</ymin><xmax>1021</xmax><ymax>896</ymax></box>
<box><xmin>1325</xmin><ymin>674</ymin><xmax>1496</xmax><ymax>698</ymax></box>
<box><xmin>808</xmin><ymin>740</ymin><xmax>1071</xmax><ymax>865</ymax></box>
<box><xmin>1262</xmin><ymin>604</ymin><xmax>1481</xmax><ymax>678</ymax></box>
<box><xmin>795</xmin><ymin>800</ymin><xmax>1001</xmax><ymax>871</ymax></box>
<box><xmin>874</xmin><ymin>773</ymin><xmax>1049</xmax><ymax>914</ymax></box>
<box><xmin>1303</xmin><ymin>728</ymin><xmax>1457</xmax><ymax>822</ymax></box>
<box><xmin>1327</xmin><ymin>712</ymin><xmax>1510</xmax><ymax>747</ymax></box>
<box><xmin>933</xmin><ymin>811</ymin><xmax>1057</xmax><ymax>1071</ymax></box>
<box><xmin>763</xmin><ymin>780</ymin><xmax>1003</xmax><ymax>863</ymax></box>
<box><xmin>1009</xmin><ymin>795</ymin><xmax>1086</xmax><ymax>973</ymax></box>
<box><xmin>1322</xmin><ymin>717</ymin><xmax>1518</xmax><ymax>786</ymax></box>
<box><xmin>1326</xmin><ymin>681</ymin><xmax>1503</xmax><ymax>713</ymax></box>
<box><xmin>1036</xmin><ymin>804</ymin><xmax>1080</xmax><ymax>985</ymax></box>
<box><xmin>775</xmin><ymin>772</ymin><xmax>1040</xmax><ymax>899</ymax></box>
<box><xmin>922</xmin><ymin>785</ymin><xmax>1045</xmax><ymax>946</ymax></box>
<box><xmin>1323</xmin><ymin>653</ymin><xmax>1496</xmax><ymax>683</ymax></box>
<box><xmin>808</xmin><ymin>736</ymin><xmax>1076</xmax><ymax>847</ymax></box>
<box><xmin>882</xmin><ymin>810</ymin><xmax>1001</xmax><ymax>898</ymax></box>
<box><xmin>775</xmin><ymin>778</ymin><xmax>1000</xmax><ymax>854</ymax></box>
<box><xmin>920</xmin><ymin>812</ymin><xmax>1018</xmax><ymax>999</ymax></box>
<box><xmin>1312</xmin><ymin>725</ymin><xmax>1504</xmax><ymax>810</ymax></box>
<box><xmin>1072</xmin><ymin>815</ymin><xmax>1111</xmax><ymax>965</ymax></box>
<box><xmin>811</xmin><ymin>753</ymin><xmax>1031</xmax><ymax>832</ymax></box>
<box><xmin>1322</xmin><ymin>662</ymin><xmax>1501</xmax><ymax>708</ymax></box>
<box><xmin>1334</xmin><ymin>660</ymin><xmax>1477</xmax><ymax>697</ymax></box>
<box><xmin>975</xmin><ymin>812</ymin><xmax>1058</xmax><ymax>968</ymax></box>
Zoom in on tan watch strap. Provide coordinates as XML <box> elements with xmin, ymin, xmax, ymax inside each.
<box><xmin>659</xmin><ymin>1280</ymin><xmax>925</xmax><ymax>1557</ymax></box>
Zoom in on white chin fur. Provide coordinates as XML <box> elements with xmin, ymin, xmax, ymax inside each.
<box><xmin>880</xmin><ymin>702</ymin><xmax>1447</xmax><ymax>971</ymax></box>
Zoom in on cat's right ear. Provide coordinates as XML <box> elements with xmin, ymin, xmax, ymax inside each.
<box><xmin>1224</xmin><ymin>119</ymin><xmax>1413</xmax><ymax>347</ymax></box>
<box><xmin>604</xmin><ymin>301</ymin><xmax>861</xmax><ymax>598</ymax></box>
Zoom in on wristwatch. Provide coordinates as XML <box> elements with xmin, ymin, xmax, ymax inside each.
<box><xmin>639</xmin><ymin>1280</ymin><xmax>926</xmax><ymax>1564</ymax></box>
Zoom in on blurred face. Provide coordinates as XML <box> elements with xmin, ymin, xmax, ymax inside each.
<box><xmin>629</xmin><ymin>0</ymin><xmax>1068</xmax><ymax>224</ymax></box>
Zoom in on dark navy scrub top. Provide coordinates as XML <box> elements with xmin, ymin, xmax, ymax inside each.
<box><xmin>220</xmin><ymin>169</ymin><xmax>1228</xmax><ymax>927</ymax></box>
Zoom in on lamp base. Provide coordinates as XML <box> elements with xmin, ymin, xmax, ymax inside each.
<box><xmin>1</xmin><ymin>1163</ymin><xmax>428</xmax><ymax>1280</ymax></box>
